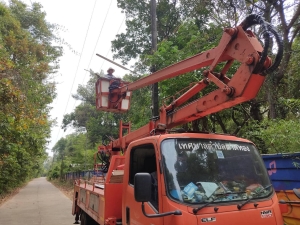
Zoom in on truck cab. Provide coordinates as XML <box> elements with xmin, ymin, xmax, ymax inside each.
<box><xmin>123</xmin><ymin>133</ymin><xmax>284</xmax><ymax>225</ymax></box>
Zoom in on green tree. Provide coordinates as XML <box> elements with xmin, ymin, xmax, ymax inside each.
<box><xmin>0</xmin><ymin>0</ymin><xmax>63</xmax><ymax>193</ymax></box>
<box><xmin>112</xmin><ymin>0</ymin><xmax>182</xmax><ymax>65</ymax></box>
<box><xmin>195</xmin><ymin>0</ymin><xmax>300</xmax><ymax>119</ymax></box>
<box><xmin>49</xmin><ymin>133</ymin><xmax>97</xmax><ymax>180</ymax></box>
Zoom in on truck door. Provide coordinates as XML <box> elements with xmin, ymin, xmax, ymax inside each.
<box><xmin>123</xmin><ymin>143</ymin><xmax>163</xmax><ymax>225</ymax></box>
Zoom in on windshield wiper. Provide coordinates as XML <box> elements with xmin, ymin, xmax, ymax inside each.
<box><xmin>192</xmin><ymin>198</ymin><xmax>219</xmax><ymax>214</ymax></box>
<box><xmin>192</xmin><ymin>191</ymin><xmax>239</xmax><ymax>214</ymax></box>
<box><xmin>237</xmin><ymin>184</ymin><xmax>273</xmax><ymax>210</ymax></box>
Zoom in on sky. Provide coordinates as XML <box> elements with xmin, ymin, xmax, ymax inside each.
<box><xmin>21</xmin><ymin>0</ymin><xmax>129</xmax><ymax>155</ymax></box>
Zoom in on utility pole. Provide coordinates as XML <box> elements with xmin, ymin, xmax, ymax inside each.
<box><xmin>84</xmin><ymin>128</ymin><xmax>87</xmax><ymax>171</ymax></box>
<box><xmin>60</xmin><ymin>153</ymin><xmax>64</xmax><ymax>180</ymax></box>
<box><xmin>151</xmin><ymin>0</ymin><xmax>159</xmax><ymax>119</ymax></box>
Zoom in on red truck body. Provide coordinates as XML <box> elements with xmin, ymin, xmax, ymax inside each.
<box><xmin>72</xmin><ymin>14</ymin><xmax>288</xmax><ymax>225</ymax></box>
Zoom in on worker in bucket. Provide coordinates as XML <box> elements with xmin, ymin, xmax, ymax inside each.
<box><xmin>103</xmin><ymin>67</ymin><xmax>117</xmax><ymax>79</ymax></box>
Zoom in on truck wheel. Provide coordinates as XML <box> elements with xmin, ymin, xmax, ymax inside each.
<box><xmin>80</xmin><ymin>212</ymin><xmax>86</xmax><ymax>225</ymax></box>
<box><xmin>80</xmin><ymin>211</ymin><xmax>97</xmax><ymax>225</ymax></box>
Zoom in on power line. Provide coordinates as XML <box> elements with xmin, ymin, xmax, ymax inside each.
<box><xmin>72</xmin><ymin>0</ymin><xmax>114</xmax><ymax>110</ymax></box>
<box><xmin>99</xmin><ymin>15</ymin><xmax>125</xmax><ymax>73</ymax></box>
<box><xmin>53</xmin><ymin>1</ymin><xmax>126</xmax><ymax>150</ymax></box>
<box><xmin>53</xmin><ymin>0</ymin><xmax>97</xmax><ymax>147</ymax></box>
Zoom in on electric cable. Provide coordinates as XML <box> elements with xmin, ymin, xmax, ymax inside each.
<box><xmin>97</xmin><ymin>151</ymin><xmax>111</xmax><ymax>173</ymax></box>
<box><xmin>99</xmin><ymin>15</ymin><xmax>126</xmax><ymax>72</ymax></box>
<box><xmin>240</xmin><ymin>14</ymin><xmax>283</xmax><ymax>75</ymax></box>
<box><xmin>54</xmin><ymin>0</ymin><xmax>97</xmax><ymax>146</ymax></box>
<box><xmin>71</xmin><ymin>0</ymin><xmax>113</xmax><ymax>111</ymax></box>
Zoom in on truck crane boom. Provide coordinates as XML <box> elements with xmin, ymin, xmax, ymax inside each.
<box><xmin>95</xmin><ymin>14</ymin><xmax>283</xmax><ymax>151</ymax></box>
<box><xmin>73</xmin><ymin>14</ymin><xmax>287</xmax><ymax>225</ymax></box>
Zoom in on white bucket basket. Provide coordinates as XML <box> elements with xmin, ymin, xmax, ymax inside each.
<box><xmin>96</xmin><ymin>78</ymin><xmax>131</xmax><ymax>112</ymax></box>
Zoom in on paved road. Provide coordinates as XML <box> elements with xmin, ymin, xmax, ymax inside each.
<box><xmin>0</xmin><ymin>177</ymin><xmax>75</xmax><ymax>225</ymax></box>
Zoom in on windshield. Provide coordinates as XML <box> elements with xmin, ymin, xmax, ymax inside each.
<box><xmin>161</xmin><ymin>138</ymin><xmax>272</xmax><ymax>205</ymax></box>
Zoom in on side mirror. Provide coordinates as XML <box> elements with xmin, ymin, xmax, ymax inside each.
<box><xmin>134</xmin><ymin>173</ymin><xmax>182</xmax><ymax>218</ymax></box>
<box><xmin>293</xmin><ymin>188</ymin><xmax>300</xmax><ymax>199</ymax></box>
<box><xmin>134</xmin><ymin>173</ymin><xmax>152</xmax><ymax>202</ymax></box>
<box><xmin>279</xmin><ymin>192</ymin><xmax>300</xmax><ymax>206</ymax></box>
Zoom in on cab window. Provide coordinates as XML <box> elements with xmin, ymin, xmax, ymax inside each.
<box><xmin>129</xmin><ymin>144</ymin><xmax>158</xmax><ymax>209</ymax></box>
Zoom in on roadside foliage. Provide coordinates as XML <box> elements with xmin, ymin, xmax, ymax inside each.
<box><xmin>0</xmin><ymin>0</ymin><xmax>62</xmax><ymax>194</ymax></box>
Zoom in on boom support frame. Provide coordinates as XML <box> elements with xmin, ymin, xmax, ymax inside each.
<box><xmin>95</xmin><ymin>14</ymin><xmax>282</xmax><ymax>153</ymax></box>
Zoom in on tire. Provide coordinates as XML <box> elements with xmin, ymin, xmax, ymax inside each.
<box><xmin>80</xmin><ymin>211</ymin><xmax>86</xmax><ymax>225</ymax></box>
<box><xmin>80</xmin><ymin>211</ymin><xmax>98</xmax><ymax>225</ymax></box>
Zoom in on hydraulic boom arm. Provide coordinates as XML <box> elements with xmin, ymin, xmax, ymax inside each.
<box><xmin>95</xmin><ymin>14</ymin><xmax>283</xmax><ymax>153</ymax></box>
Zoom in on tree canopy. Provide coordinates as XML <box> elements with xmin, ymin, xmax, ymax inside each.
<box><xmin>0</xmin><ymin>0</ymin><xmax>62</xmax><ymax>194</ymax></box>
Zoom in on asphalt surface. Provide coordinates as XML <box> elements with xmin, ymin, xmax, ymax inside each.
<box><xmin>0</xmin><ymin>177</ymin><xmax>75</xmax><ymax>225</ymax></box>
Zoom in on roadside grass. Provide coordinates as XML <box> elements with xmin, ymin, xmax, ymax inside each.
<box><xmin>0</xmin><ymin>182</ymin><xmax>28</xmax><ymax>206</ymax></box>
